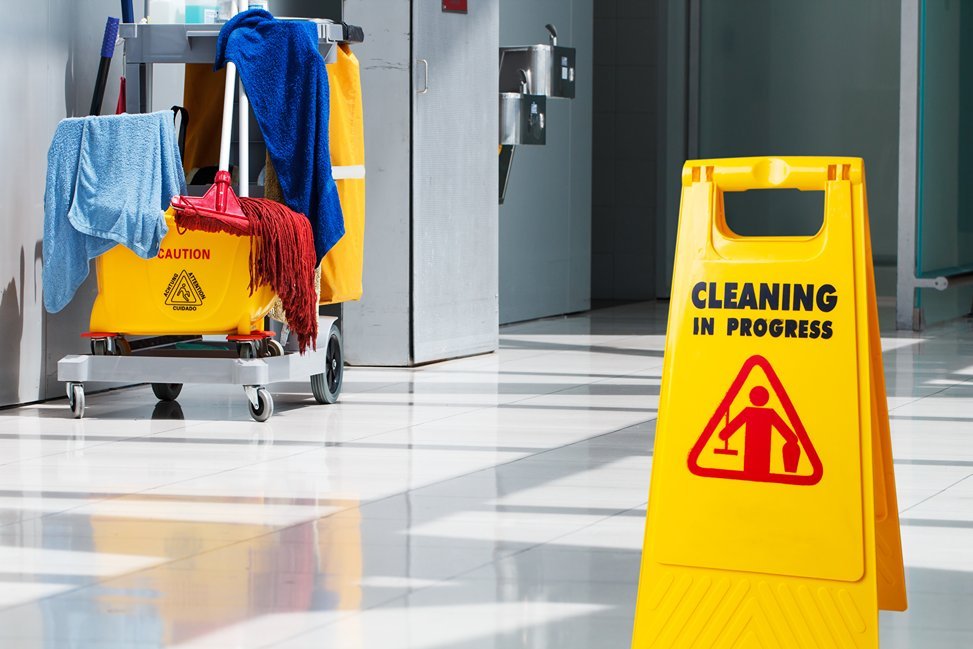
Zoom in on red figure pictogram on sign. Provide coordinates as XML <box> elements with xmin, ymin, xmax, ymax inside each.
<box><xmin>688</xmin><ymin>355</ymin><xmax>823</xmax><ymax>485</ymax></box>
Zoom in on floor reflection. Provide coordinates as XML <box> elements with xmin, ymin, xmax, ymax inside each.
<box><xmin>0</xmin><ymin>303</ymin><xmax>966</xmax><ymax>647</ymax></box>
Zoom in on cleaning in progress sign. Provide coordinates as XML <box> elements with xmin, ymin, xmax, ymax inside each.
<box><xmin>631</xmin><ymin>157</ymin><xmax>906</xmax><ymax>649</ymax></box>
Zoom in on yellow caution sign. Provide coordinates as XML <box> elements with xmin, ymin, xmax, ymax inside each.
<box><xmin>632</xmin><ymin>157</ymin><xmax>906</xmax><ymax>648</ymax></box>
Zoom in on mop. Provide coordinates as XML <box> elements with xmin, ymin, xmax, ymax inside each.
<box><xmin>170</xmin><ymin>12</ymin><xmax>318</xmax><ymax>352</ymax></box>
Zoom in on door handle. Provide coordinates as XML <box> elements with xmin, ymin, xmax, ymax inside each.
<box><xmin>417</xmin><ymin>58</ymin><xmax>429</xmax><ymax>95</ymax></box>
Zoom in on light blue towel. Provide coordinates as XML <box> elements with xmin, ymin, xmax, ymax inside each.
<box><xmin>43</xmin><ymin>111</ymin><xmax>186</xmax><ymax>313</ymax></box>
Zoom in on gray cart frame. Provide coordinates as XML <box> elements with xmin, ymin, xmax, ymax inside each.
<box><xmin>57</xmin><ymin>21</ymin><xmax>353</xmax><ymax>421</ymax></box>
<box><xmin>119</xmin><ymin>21</ymin><xmax>344</xmax><ymax>119</ymax></box>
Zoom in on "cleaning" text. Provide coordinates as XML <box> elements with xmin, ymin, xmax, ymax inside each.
<box><xmin>690</xmin><ymin>282</ymin><xmax>837</xmax><ymax>340</ymax></box>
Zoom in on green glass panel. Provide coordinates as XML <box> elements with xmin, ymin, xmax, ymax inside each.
<box><xmin>915</xmin><ymin>0</ymin><xmax>973</xmax><ymax>325</ymax></box>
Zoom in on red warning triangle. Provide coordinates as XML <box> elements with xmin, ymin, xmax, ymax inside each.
<box><xmin>688</xmin><ymin>355</ymin><xmax>823</xmax><ymax>486</ymax></box>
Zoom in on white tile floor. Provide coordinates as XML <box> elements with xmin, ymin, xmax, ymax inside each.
<box><xmin>0</xmin><ymin>302</ymin><xmax>970</xmax><ymax>648</ymax></box>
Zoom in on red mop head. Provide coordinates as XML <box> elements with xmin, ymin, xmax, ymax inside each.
<box><xmin>239</xmin><ymin>197</ymin><xmax>318</xmax><ymax>353</ymax></box>
<box><xmin>170</xmin><ymin>170</ymin><xmax>250</xmax><ymax>234</ymax></box>
<box><xmin>172</xmin><ymin>190</ymin><xmax>319</xmax><ymax>353</ymax></box>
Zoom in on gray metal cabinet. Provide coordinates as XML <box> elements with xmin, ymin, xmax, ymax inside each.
<box><xmin>342</xmin><ymin>0</ymin><xmax>499</xmax><ymax>366</ymax></box>
<box><xmin>412</xmin><ymin>1</ymin><xmax>499</xmax><ymax>363</ymax></box>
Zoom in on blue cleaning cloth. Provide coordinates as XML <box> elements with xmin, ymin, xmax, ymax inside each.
<box><xmin>216</xmin><ymin>9</ymin><xmax>344</xmax><ymax>263</ymax></box>
<box><xmin>43</xmin><ymin>111</ymin><xmax>186</xmax><ymax>313</ymax></box>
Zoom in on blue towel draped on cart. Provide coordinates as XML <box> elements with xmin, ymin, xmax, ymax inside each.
<box><xmin>43</xmin><ymin>111</ymin><xmax>186</xmax><ymax>313</ymax></box>
<box><xmin>216</xmin><ymin>9</ymin><xmax>344</xmax><ymax>264</ymax></box>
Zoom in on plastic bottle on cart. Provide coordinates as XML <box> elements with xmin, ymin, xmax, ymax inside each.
<box><xmin>186</xmin><ymin>0</ymin><xmax>218</xmax><ymax>23</ymax></box>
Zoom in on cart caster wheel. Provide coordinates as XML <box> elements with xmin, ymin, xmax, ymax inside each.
<box><xmin>311</xmin><ymin>323</ymin><xmax>343</xmax><ymax>404</ymax></box>
<box><xmin>267</xmin><ymin>340</ymin><xmax>284</xmax><ymax>357</ymax></box>
<box><xmin>67</xmin><ymin>383</ymin><xmax>85</xmax><ymax>419</ymax></box>
<box><xmin>115</xmin><ymin>337</ymin><xmax>132</xmax><ymax>356</ymax></box>
<box><xmin>151</xmin><ymin>383</ymin><xmax>183</xmax><ymax>401</ymax></box>
<box><xmin>90</xmin><ymin>336</ymin><xmax>129</xmax><ymax>356</ymax></box>
<box><xmin>248</xmin><ymin>388</ymin><xmax>273</xmax><ymax>422</ymax></box>
<box><xmin>238</xmin><ymin>342</ymin><xmax>256</xmax><ymax>359</ymax></box>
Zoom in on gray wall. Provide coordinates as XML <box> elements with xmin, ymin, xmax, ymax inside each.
<box><xmin>498</xmin><ymin>0</ymin><xmax>593</xmax><ymax>324</ymax></box>
<box><xmin>1</xmin><ymin>1</ymin><xmax>145</xmax><ymax>407</ymax></box>
<box><xmin>591</xmin><ymin>0</ymin><xmax>663</xmax><ymax>302</ymax></box>
<box><xmin>693</xmin><ymin>0</ymin><xmax>900</xmax><ymax>297</ymax></box>
<box><xmin>658</xmin><ymin>0</ymin><xmax>687</xmax><ymax>299</ymax></box>
<box><xmin>341</xmin><ymin>0</ymin><xmax>413</xmax><ymax>366</ymax></box>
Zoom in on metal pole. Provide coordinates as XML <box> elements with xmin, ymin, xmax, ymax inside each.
<box><xmin>687</xmin><ymin>0</ymin><xmax>701</xmax><ymax>159</ymax></box>
<box><xmin>896</xmin><ymin>0</ymin><xmax>921</xmax><ymax>330</ymax></box>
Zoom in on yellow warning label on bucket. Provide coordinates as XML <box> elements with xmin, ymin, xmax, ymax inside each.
<box><xmin>631</xmin><ymin>157</ymin><xmax>906</xmax><ymax>649</ymax></box>
<box><xmin>164</xmin><ymin>270</ymin><xmax>206</xmax><ymax>310</ymax></box>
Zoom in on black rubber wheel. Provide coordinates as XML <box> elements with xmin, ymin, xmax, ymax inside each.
<box><xmin>266</xmin><ymin>339</ymin><xmax>284</xmax><ymax>357</ymax></box>
<box><xmin>239</xmin><ymin>343</ymin><xmax>256</xmax><ymax>359</ymax></box>
<box><xmin>115</xmin><ymin>337</ymin><xmax>132</xmax><ymax>355</ymax></box>
<box><xmin>311</xmin><ymin>324</ymin><xmax>343</xmax><ymax>404</ymax></box>
<box><xmin>151</xmin><ymin>383</ymin><xmax>183</xmax><ymax>401</ymax></box>
<box><xmin>90</xmin><ymin>339</ymin><xmax>110</xmax><ymax>356</ymax></box>
<box><xmin>68</xmin><ymin>383</ymin><xmax>85</xmax><ymax>419</ymax></box>
<box><xmin>248</xmin><ymin>388</ymin><xmax>274</xmax><ymax>422</ymax></box>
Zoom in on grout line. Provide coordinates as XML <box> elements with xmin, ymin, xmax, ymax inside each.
<box><xmin>886</xmin><ymin>370</ymin><xmax>973</xmax><ymax>414</ymax></box>
<box><xmin>900</xmin><ymin>473</ymin><xmax>973</xmax><ymax>515</ymax></box>
<box><xmin>0</xmin><ymin>414</ymin><xmax>203</xmax><ymax>470</ymax></box>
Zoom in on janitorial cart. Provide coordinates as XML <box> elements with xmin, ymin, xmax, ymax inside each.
<box><xmin>57</xmin><ymin>12</ymin><xmax>363</xmax><ymax>422</ymax></box>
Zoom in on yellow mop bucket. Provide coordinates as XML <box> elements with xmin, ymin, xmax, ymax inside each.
<box><xmin>89</xmin><ymin>207</ymin><xmax>276</xmax><ymax>336</ymax></box>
